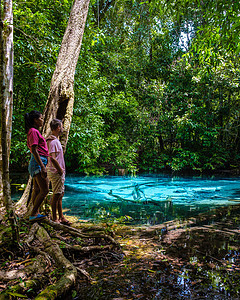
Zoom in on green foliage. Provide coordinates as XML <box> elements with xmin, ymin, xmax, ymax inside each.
<box><xmin>10</xmin><ymin>0</ymin><xmax>240</xmax><ymax>174</ymax></box>
<box><xmin>11</xmin><ymin>0</ymin><xmax>72</xmax><ymax>170</ymax></box>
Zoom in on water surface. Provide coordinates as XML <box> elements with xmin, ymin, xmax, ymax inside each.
<box><xmin>62</xmin><ymin>174</ymin><xmax>240</xmax><ymax>224</ymax></box>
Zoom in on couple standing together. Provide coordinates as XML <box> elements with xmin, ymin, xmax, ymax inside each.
<box><xmin>25</xmin><ymin>110</ymin><xmax>70</xmax><ymax>225</ymax></box>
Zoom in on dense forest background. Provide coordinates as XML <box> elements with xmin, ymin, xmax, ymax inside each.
<box><xmin>11</xmin><ymin>0</ymin><xmax>240</xmax><ymax>175</ymax></box>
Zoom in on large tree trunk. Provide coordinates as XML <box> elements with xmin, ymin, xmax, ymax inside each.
<box><xmin>16</xmin><ymin>0</ymin><xmax>90</xmax><ymax>214</ymax></box>
<box><xmin>0</xmin><ymin>0</ymin><xmax>19</xmax><ymax>242</ymax></box>
<box><xmin>42</xmin><ymin>0</ymin><xmax>90</xmax><ymax>149</ymax></box>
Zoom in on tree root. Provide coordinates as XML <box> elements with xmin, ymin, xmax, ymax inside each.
<box><xmin>0</xmin><ymin>276</ymin><xmax>48</xmax><ymax>299</ymax></box>
<box><xmin>0</xmin><ymin>254</ymin><xmax>47</xmax><ymax>282</ymax></box>
<box><xmin>34</xmin><ymin>223</ymin><xmax>77</xmax><ymax>300</ymax></box>
<box><xmin>43</xmin><ymin>219</ymin><xmax>120</xmax><ymax>246</ymax></box>
<box><xmin>75</xmin><ymin>267</ymin><xmax>93</xmax><ymax>281</ymax></box>
<box><xmin>0</xmin><ymin>217</ymin><xmax>120</xmax><ymax>299</ymax></box>
<box><xmin>55</xmin><ymin>239</ymin><xmax>115</xmax><ymax>253</ymax></box>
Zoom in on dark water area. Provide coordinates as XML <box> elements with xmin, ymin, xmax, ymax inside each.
<box><xmin>11</xmin><ymin>173</ymin><xmax>240</xmax><ymax>225</ymax></box>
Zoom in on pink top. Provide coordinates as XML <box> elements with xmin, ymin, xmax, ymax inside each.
<box><xmin>46</xmin><ymin>135</ymin><xmax>65</xmax><ymax>174</ymax></box>
<box><xmin>27</xmin><ymin>128</ymin><xmax>49</xmax><ymax>157</ymax></box>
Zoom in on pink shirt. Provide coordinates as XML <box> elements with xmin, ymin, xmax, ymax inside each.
<box><xmin>46</xmin><ymin>136</ymin><xmax>65</xmax><ymax>174</ymax></box>
<box><xmin>27</xmin><ymin>128</ymin><xmax>49</xmax><ymax>157</ymax></box>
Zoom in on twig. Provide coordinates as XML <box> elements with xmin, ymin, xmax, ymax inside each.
<box><xmin>195</xmin><ymin>249</ymin><xmax>225</xmax><ymax>265</ymax></box>
<box><xmin>76</xmin><ymin>267</ymin><xmax>93</xmax><ymax>281</ymax></box>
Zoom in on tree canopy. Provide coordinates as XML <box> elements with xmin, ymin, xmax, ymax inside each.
<box><xmin>10</xmin><ymin>0</ymin><xmax>240</xmax><ymax>175</ymax></box>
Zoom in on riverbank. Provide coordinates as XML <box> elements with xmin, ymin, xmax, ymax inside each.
<box><xmin>63</xmin><ymin>203</ymin><xmax>240</xmax><ymax>299</ymax></box>
<box><xmin>1</xmin><ymin>203</ymin><xmax>240</xmax><ymax>299</ymax></box>
<box><xmin>9</xmin><ymin>166</ymin><xmax>240</xmax><ymax>180</ymax></box>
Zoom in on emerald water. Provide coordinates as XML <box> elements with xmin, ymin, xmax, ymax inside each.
<box><xmin>62</xmin><ymin>174</ymin><xmax>240</xmax><ymax>225</ymax></box>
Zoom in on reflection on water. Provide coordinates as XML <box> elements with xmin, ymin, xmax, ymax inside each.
<box><xmin>61</xmin><ymin>174</ymin><xmax>240</xmax><ymax>224</ymax></box>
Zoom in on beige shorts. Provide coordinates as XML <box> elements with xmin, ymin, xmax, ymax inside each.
<box><xmin>47</xmin><ymin>171</ymin><xmax>65</xmax><ymax>194</ymax></box>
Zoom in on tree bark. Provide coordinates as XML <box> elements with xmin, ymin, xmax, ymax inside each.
<box><xmin>0</xmin><ymin>0</ymin><xmax>3</xmax><ymax>205</ymax></box>
<box><xmin>42</xmin><ymin>0</ymin><xmax>90</xmax><ymax>151</ymax></box>
<box><xmin>0</xmin><ymin>0</ymin><xmax>19</xmax><ymax>242</ymax></box>
<box><xmin>17</xmin><ymin>0</ymin><xmax>90</xmax><ymax>213</ymax></box>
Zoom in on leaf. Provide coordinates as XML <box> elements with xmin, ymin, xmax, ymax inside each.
<box><xmin>72</xmin><ymin>290</ymin><xmax>77</xmax><ymax>298</ymax></box>
<box><xmin>7</xmin><ymin>292</ymin><xmax>27</xmax><ymax>298</ymax></box>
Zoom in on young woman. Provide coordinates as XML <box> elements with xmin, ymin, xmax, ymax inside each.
<box><xmin>25</xmin><ymin>110</ymin><xmax>49</xmax><ymax>221</ymax></box>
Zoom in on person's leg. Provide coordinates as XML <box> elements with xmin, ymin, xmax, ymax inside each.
<box><xmin>51</xmin><ymin>193</ymin><xmax>62</xmax><ymax>222</ymax></box>
<box><xmin>57</xmin><ymin>192</ymin><xmax>65</xmax><ymax>220</ymax></box>
<box><xmin>31</xmin><ymin>177</ymin><xmax>40</xmax><ymax>210</ymax></box>
<box><xmin>31</xmin><ymin>173</ymin><xmax>49</xmax><ymax>216</ymax></box>
<box><xmin>58</xmin><ymin>192</ymin><xmax>71</xmax><ymax>225</ymax></box>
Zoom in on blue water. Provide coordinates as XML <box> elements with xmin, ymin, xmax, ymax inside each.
<box><xmin>62</xmin><ymin>174</ymin><xmax>240</xmax><ymax>225</ymax></box>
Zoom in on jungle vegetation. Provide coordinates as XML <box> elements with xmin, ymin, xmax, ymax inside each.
<box><xmin>0</xmin><ymin>1</ymin><xmax>240</xmax><ymax>299</ymax></box>
<box><xmin>11</xmin><ymin>0</ymin><xmax>240</xmax><ymax>175</ymax></box>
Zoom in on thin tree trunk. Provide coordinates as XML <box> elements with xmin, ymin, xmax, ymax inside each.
<box><xmin>17</xmin><ymin>0</ymin><xmax>90</xmax><ymax>214</ymax></box>
<box><xmin>0</xmin><ymin>0</ymin><xmax>19</xmax><ymax>243</ymax></box>
<box><xmin>0</xmin><ymin>1</ymin><xmax>3</xmax><ymax>206</ymax></box>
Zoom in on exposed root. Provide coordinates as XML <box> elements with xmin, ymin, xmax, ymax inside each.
<box><xmin>24</xmin><ymin>222</ymin><xmax>39</xmax><ymax>244</ymax></box>
<box><xmin>75</xmin><ymin>267</ymin><xmax>93</xmax><ymax>281</ymax></box>
<box><xmin>0</xmin><ymin>254</ymin><xmax>48</xmax><ymax>282</ymax></box>
<box><xmin>1</xmin><ymin>276</ymin><xmax>48</xmax><ymax>298</ymax></box>
<box><xmin>43</xmin><ymin>218</ymin><xmax>120</xmax><ymax>245</ymax></box>
<box><xmin>0</xmin><ymin>269</ymin><xmax>28</xmax><ymax>282</ymax></box>
<box><xmin>0</xmin><ymin>218</ymin><xmax>120</xmax><ymax>299</ymax></box>
<box><xmin>34</xmin><ymin>223</ymin><xmax>77</xmax><ymax>300</ymax></box>
<box><xmin>55</xmin><ymin>239</ymin><xmax>115</xmax><ymax>253</ymax></box>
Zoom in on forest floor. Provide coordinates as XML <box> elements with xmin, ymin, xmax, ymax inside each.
<box><xmin>1</xmin><ymin>204</ymin><xmax>240</xmax><ymax>300</ymax></box>
<box><xmin>69</xmin><ymin>204</ymin><xmax>240</xmax><ymax>300</ymax></box>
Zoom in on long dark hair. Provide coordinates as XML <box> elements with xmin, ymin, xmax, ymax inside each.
<box><xmin>24</xmin><ymin>110</ymin><xmax>41</xmax><ymax>133</ymax></box>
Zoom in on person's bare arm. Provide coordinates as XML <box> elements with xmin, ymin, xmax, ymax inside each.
<box><xmin>31</xmin><ymin>145</ymin><xmax>47</xmax><ymax>178</ymax></box>
<box><xmin>49</xmin><ymin>152</ymin><xmax>64</xmax><ymax>176</ymax></box>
